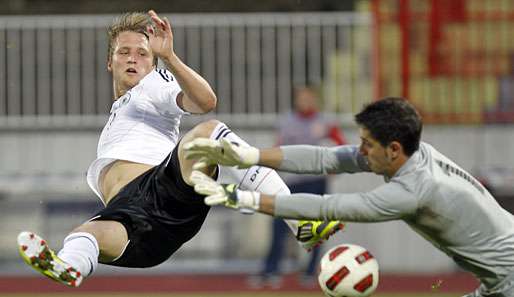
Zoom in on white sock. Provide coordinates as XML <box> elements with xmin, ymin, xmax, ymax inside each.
<box><xmin>57</xmin><ymin>232</ymin><xmax>99</xmax><ymax>278</ymax></box>
<box><xmin>210</xmin><ymin>122</ymin><xmax>298</xmax><ymax>231</ymax></box>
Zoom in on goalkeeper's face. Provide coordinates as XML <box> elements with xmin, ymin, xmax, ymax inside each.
<box><xmin>358</xmin><ymin>127</ymin><xmax>399</xmax><ymax>177</ymax></box>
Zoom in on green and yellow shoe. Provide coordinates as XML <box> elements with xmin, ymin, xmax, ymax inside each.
<box><xmin>296</xmin><ymin>220</ymin><xmax>345</xmax><ymax>250</ymax></box>
<box><xmin>17</xmin><ymin>231</ymin><xmax>82</xmax><ymax>287</ymax></box>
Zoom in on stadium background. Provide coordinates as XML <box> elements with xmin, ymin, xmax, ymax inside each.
<box><xmin>1</xmin><ymin>0</ymin><xmax>513</xmax><ymax>295</ymax></box>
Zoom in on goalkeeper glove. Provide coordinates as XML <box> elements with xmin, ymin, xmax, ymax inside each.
<box><xmin>190</xmin><ymin>170</ymin><xmax>260</xmax><ymax>211</ymax></box>
<box><xmin>184</xmin><ymin>138</ymin><xmax>259</xmax><ymax>170</ymax></box>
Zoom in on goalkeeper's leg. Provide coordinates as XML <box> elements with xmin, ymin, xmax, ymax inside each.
<box><xmin>179</xmin><ymin>120</ymin><xmax>344</xmax><ymax>250</ymax></box>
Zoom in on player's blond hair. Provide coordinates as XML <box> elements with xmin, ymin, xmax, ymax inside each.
<box><xmin>107</xmin><ymin>12</ymin><xmax>158</xmax><ymax>65</ymax></box>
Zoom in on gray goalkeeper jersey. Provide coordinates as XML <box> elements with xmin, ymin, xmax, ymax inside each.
<box><xmin>274</xmin><ymin>142</ymin><xmax>514</xmax><ymax>288</ymax></box>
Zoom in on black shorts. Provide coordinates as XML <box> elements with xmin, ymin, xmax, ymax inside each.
<box><xmin>90</xmin><ymin>143</ymin><xmax>210</xmax><ymax>268</ymax></box>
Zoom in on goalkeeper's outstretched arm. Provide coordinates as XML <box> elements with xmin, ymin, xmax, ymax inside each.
<box><xmin>256</xmin><ymin>147</ymin><xmax>283</xmax><ymax>169</ymax></box>
<box><xmin>192</xmin><ymin>169</ymin><xmax>414</xmax><ymax>222</ymax></box>
<box><xmin>185</xmin><ymin>138</ymin><xmax>369</xmax><ymax>174</ymax></box>
<box><xmin>257</xmin><ymin>193</ymin><xmax>276</xmax><ymax>215</ymax></box>
<box><xmin>259</xmin><ymin>145</ymin><xmax>369</xmax><ymax>175</ymax></box>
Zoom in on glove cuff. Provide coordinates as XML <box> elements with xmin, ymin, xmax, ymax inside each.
<box><xmin>246</xmin><ymin>146</ymin><xmax>260</xmax><ymax>165</ymax></box>
<box><xmin>236</xmin><ymin>190</ymin><xmax>260</xmax><ymax>210</ymax></box>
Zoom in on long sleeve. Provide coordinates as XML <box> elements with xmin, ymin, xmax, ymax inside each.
<box><xmin>274</xmin><ymin>181</ymin><xmax>418</xmax><ymax>222</ymax></box>
<box><xmin>278</xmin><ymin>144</ymin><xmax>371</xmax><ymax>175</ymax></box>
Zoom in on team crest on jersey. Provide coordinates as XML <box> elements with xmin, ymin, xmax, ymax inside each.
<box><xmin>111</xmin><ymin>93</ymin><xmax>131</xmax><ymax>115</ymax></box>
<box><xmin>121</xmin><ymin>93</ymin><xmax>131</xmax><ymax>105</ymax></box>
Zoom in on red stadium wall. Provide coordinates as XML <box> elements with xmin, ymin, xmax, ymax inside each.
<box><xmin>372</xmin><ymin>0</ymin><xmax>514</xmax><ymax>124</ymax></box>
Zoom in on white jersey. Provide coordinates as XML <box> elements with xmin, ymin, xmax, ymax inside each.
<box><xmin>86</xmin><ymin>69</ymin><xmax>187</xmax><ymax>200</ymax></box>
<box><xmin>274</xmin><ymin>142</ymin><xmax>514</xmax><ymax>289</ymax></box>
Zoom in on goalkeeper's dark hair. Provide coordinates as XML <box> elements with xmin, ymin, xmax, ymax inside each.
<box><xmin>355</xmin><ymin>97</ymin><xmax>422</xmax><ymax>156</ymax></box>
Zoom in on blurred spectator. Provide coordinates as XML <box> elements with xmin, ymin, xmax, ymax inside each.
<box><xmin>491</xmin><ymin>53</ymin><xmax>514</xmax><ymax>122</ymax></box>
<box><xmin>253</xmin><ymin>85</ymin><xmax>346</xmax><ymax>288</ymax></box>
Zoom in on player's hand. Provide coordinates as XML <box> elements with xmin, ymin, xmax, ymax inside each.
<box><xmin>147</xmin><ymin>10</ymin><xmax>175</xmax><ymax>59</ymax></box>
<box><xmin>190</xmin><ymin>171</ymin><xmax>260</xmax><ymax>211</ymax></box>
<box><xmin>184</xmin><ymin>138</ymin><xmax>259</xmax><ymax>170</ymax></box>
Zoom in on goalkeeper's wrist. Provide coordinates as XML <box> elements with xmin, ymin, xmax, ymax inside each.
<box><xmin>236</xmin><ymin>190</ymin><xmax>260</xmax><ymax>210</ymax></box>
<box><xmin>244</xmin><ymin>146</ymin><xmax>260</xmax><ymax>166</ymax></box>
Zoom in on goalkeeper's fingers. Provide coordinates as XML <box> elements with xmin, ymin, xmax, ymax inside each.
<box><xmin>220</xmin><ymin>137</ymin><xmax>235</xmax><ymax>147</ymax></box>
<box><xmin>204</xmin><ymin>193</ymin><xmax>228</xmax><ymax>206</ymax></box>
<box><xmin>190</xmin><ymin>170</ymin><xmax>210</xmax><ymax>184</ymax></box>
<box><xmin>184</xmin><ymin>139</ymin><xmax>220</xmax><ymax>160</ymax></box>
<box><xmin>184</xmin><ymin>138</ymin><xmax>220</xmax><ymax>151</ymax></box>
<box><xmin>194</xmin><ymin>185</ymin><xmax>217</xmax><ymax>196</ymax></box>
<box><xmin>192</xmin><ymin>157</ymin><xmax>209</xmax><ymax>170</ymax></box>
<box><xmin>220</xmin><ymin>138</ymin><xmax>237</xmax><ymax>156</ymax></box>
<box><xmin>184</xmin><ymin>148</ymin><xmax>216</xmax><ymax>160</ymax></box>
<box><xmin>190</xmin><ymin>170</ymin><xmax>220</xmax><ymax>195</ymax></box>
<box><xmin>220</xmin><ymin>138</ymin><xmax>259</xmax><ymax>168</ymax></box>
<box><xmin>184</xmin><ymin>150</ymin><xmax>202</xmax><ymax>160</ymax></box>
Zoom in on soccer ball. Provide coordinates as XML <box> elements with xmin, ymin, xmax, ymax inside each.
<box><xmin>318</xmin><ymin>244</ymin><xmax>379</xmax><ymax>297</ymax></box>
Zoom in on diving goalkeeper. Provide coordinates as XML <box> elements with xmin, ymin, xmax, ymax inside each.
<box><xmin>185</xmin><ymin>97</ymin><xmax>514</xmax><ymax>297</ymax></box>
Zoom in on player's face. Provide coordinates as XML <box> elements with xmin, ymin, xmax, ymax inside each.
<box><xmin>358</xmin><ymin>127</ymin><xmax>394</xmax><ymax>176</ymax></box>
<box><xmin>108</xmin><ymin>31</ymin><xmax>155</xmax><ymax>95</ymax></box>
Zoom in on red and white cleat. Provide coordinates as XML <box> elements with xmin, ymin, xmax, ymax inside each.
<box><xmin>17</xmin><ymin>231</ymin><xmax>82</xmax><ymax>287</ymax></box>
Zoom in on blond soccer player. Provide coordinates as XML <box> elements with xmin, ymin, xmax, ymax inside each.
<box><xmin>17</xmin><ymin>10</ymin><xmax>343</xmax><ymax>287</ymax></box>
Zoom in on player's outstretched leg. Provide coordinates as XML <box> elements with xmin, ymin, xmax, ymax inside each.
<box><xmin>180</xmin><ymin>120</ymin><xmax>346</xmax><ymax>250</ymax></box>
<box><xmin>17</xmin><ymin>231</ymin><xmax>83</xmax><ymax>287</ymax></box>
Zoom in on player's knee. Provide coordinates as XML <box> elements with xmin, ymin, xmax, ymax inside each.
<box><xmin>71</xmin><ymin>220</ymin><xmax>128</xmax><ymax>261</ymax></box>
<box><xmin>183</xmin><ymin>119</ymin><xmax>221</xmax><ymax>142</ymax></box>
